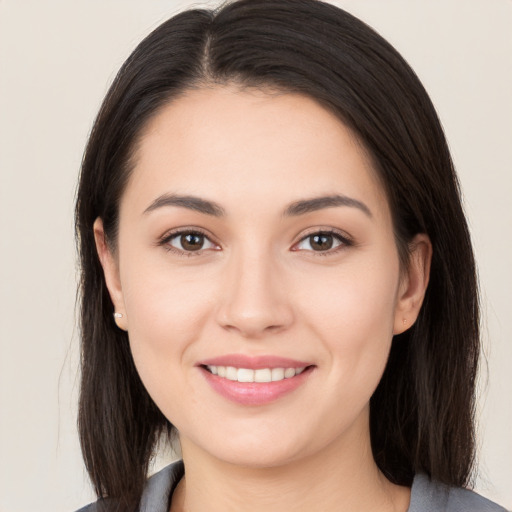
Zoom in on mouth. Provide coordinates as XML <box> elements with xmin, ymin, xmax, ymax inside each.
<box><xmin>202</xmin><ymin>365</ymin><xmax>308</xmax><ymax>383</ymax></box>
<box><xmin>197</xmin><ymin>356</ymin><xmax>315</xmax><ymax>405</ymax></box>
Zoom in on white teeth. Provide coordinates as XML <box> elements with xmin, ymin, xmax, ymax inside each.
<box><xmin>284</xmin><ymin>368</ymin><xmax>296</xmax><ymax>379</ymax></box>
<box><xmin>226</xmin><ymin>366</ymin><xmax>238</xmax><ymax>381</ymax></box>
<box><xmin>237</xmin><ymin>368</ymin><xmax>255</xmax><ymax>382</ymax></box>
<box><xmin>271</xmin><ymin>368</ymin><xmax>285</xmax><ymax>381</ymax></box>
<box><xmin>254</xmin><ymin>368</ymin><xmax>272</xmax><ymax>383</ymax></box>
<box><xmin>206</xmin><ymin>365</ymin><xmax>306</xmax><ymax>383</ymax></box>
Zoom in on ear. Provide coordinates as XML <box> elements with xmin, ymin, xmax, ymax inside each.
<box><xmin>393</xmin><ymin>233</ymin><xmax>432</xmax><ymax>335</ymax></box>
<box><xmin>93</xmin><ymin>217</ymin><xmax>128</xmax><ymax>331</ymax></box>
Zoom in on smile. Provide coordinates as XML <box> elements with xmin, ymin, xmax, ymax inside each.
<box><xmin>199</xmin><ymin>358</ymin><xmax>314</xmax><ymax>405</ymax></box>
<box><xmin>205</xmin><ymin>365</ymin><xmax>306</xmax><ymax>383</ymax></box>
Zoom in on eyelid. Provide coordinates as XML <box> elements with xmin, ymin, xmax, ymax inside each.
<box><xmin>158</xmin><ymin>227</ymin><xmax>219</xmax><ymax>256</ymax></box>
<box><xmin>158</xmin><ymin>226</ymin><xmax>354</xmax><ymax>257</ymax></box>
<box><xmin>292</xmin><ymin>228</ymin><xmax>354</xmax><ymax>255</ymax></box>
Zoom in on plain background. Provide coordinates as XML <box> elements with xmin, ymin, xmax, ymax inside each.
<box><xmin>0</xmin><ymin>1</ymin><xmax>511</xmax><ymax>511</ymax></box>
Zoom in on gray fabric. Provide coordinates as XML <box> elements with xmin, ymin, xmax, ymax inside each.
<box><xmin>408</xmin><ymin>473</ymin><xmax>507</xmax><ymax>512</ymax></box>
<box><xmin>75</xmin><ymin>461</ymin><xmax>184</xmax><ymax>512</ymax></box>
<box><xmin>77</xmin><ymin>460</ymin><xmax>507</xmax><ymax>512</ymax></box>
<box><xmin>139</xmin><ymin>461</ymin><xmax>183</xmax><ymax>512</ymax></box>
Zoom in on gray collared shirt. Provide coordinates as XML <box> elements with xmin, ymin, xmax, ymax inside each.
<box><xmin>76</xmin><ymin>460</ymin><xmax>507</xmax><ymax>512</ymax></box>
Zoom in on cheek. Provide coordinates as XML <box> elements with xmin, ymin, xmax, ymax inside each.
<box><xmin>119</xmin><ymin>259</ymin><xmax>216</xmax><ymax>394</ymax></box>
<box><xmin>119</xmin><ymin>269</ymin><xmax>217</xmax><ymax>427</ymax></box>
<box><xmin>302</xmin><ymin>255</ymin><xmax>399</xmax><ymax>337</ymax></box>
<box><xmin>123</xmin><ymin>257</ymin><xmax>214</xmax><ymax>335</ymax></box>
<box><xmin>298</xmin><ymin>253</ymin><xmax>400</xmax><ymax>396</ymax></box>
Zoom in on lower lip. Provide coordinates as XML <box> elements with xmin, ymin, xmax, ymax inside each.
<box><xmin>200</xmin><ymin>366</ymin><xmax>314</xmax><ymax>406</ymax></box>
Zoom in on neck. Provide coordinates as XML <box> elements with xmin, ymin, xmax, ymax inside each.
<box><xmin>170</xmin><ymin>415</ymin><xmax>410</xmax><ymax>512</ymax></box>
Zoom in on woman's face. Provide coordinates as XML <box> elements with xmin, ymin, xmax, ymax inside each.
<box><xmin>97</xmin><ymin>86</ymin><xmax>428</xmax><ymax>468</ymax></box>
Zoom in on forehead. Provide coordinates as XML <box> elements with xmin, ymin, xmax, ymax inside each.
<box><xmin>122</xmin><ymin>86</ymin><xmax>390</xmax><ymax>222</ymax></box>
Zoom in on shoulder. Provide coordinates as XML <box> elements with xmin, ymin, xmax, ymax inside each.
<box><xmin>74</xmin><ymin>460</ymin><xmax>184</xmax><ymax>512</ymax></box>
<box><xmin>409</xmin><ymin>473</ymin><xmax>508</xmax><ymax>512</ymax></box>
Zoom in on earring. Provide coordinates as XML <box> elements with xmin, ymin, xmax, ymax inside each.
<box><xmin>402</xmin><ymin>318</ymin><xmax>407</xmax><ymax>326</ymax></box>
<box><xmin>113</xmin><ymin>312</ymin><xmax>127</xmax><ymax>331</ymax></box>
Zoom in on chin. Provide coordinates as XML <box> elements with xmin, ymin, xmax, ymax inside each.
<box><xmin>214</xmin><ymin>446</ymin><xmax>301</xmax><ymax>469</ymax></box>
<box><xmin>182</xmin><ymin>426</ymin><xmax>309</xmax><ymax>469</ymax></box>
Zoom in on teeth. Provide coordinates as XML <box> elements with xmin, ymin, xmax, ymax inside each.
<box><xmin>271</xmin><ymin>368</ymin><xmax>284</xmax><ymax>381</ymax></box>
<box><xmin>284</xmin><ymin>368</ymin><xmax>296</xmax><ymax>379</ymax></box>
<box><xmin>237</xmin><ymin>368</ymin><xmax>254</xmax><ymax>382</ymax></box>
<box><xmin>254</xmin><ymin>368</ymin><xmax>272</xmax><ymax>383</ymax></box>
<box><xmin>205</xmin><ymin>365</ymin><xmax>306</xmax><ymax>383</ymax></box>
<box><xmin>226</xmin><ymin>366</ymin><xmax>238</xmax><ymax>381</ymax></box>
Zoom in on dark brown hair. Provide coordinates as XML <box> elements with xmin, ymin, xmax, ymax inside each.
<box><xmin>75</xmin><ymin>0</ymin><xmax>479</xmax><ymax>509</ymax></box>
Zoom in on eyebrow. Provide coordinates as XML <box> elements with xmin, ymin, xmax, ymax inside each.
<box><xmin>143</xmin><ymin>193</ymin><xmax>372</xmax><ymax>218</ymax></box>
<box><xmin>143</xmin><ymin>194</ymin><xmax>226</xmax><ymax>216</ymax></box>
<box><xmin>283</xmin><ymin>194</ymin><xmax>372</xmax><ymax>218</ymax></box>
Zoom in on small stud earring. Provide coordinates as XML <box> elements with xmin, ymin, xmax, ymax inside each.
<box><xmin>114</xmin><ymin>312</ymin><xmax>123</xmax><ymax>319</ymax></box>
<box><xmin>402</xmin><ymin>318</ymin><xmax>407</xmax><ymax>326</ymax></box>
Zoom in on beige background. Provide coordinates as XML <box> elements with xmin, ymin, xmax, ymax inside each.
<box><xmin>0</xmin><ymin>1</ymin><xmax>511</xmax><ymax>511</ymax></box>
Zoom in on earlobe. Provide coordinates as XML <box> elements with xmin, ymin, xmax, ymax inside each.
<box><xmin>393</xmin><ymin>233</ymin><xmax>432</xmax><ymax>335</ymax></box>
<box><xmin>93</xmin><ymin>218</ymin><xmax>128</xmax><ymax>331</ymax></box>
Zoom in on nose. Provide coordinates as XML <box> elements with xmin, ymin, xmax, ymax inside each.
<box><xmin>216</xmin><ymin>248</ymin><xmax>294</xmax><ymax>339</ymax></box>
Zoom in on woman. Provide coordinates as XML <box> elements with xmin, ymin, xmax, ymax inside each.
<box><xmin>74</xmin><ymin>0</ymin><xmax>506</xmax><ymax>511</ymax></box>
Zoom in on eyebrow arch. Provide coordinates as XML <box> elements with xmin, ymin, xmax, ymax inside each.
<box><xmin>143</xmin><ymin>194</ymin><xmax>226</xmax><ymax>217</ymax></box>
<box><xmin>143</xmin><ymin>193</ymin><xmax>372</xmax><ymax>218</ymax></box>
<box><xmin>283</xmin><ymin>194</ymin><xmax>372</xmax><ymax>218</ymax></box>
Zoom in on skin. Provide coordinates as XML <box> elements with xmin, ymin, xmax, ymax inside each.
<box><xmin>95</xmin><ymin>86</ymin><xmax>431</xmax><ymax>512</ymax></box>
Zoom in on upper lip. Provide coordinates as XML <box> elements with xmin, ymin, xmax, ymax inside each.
<box><xmin>197</xmin><ymin>354</ymin><xmax>313</xmax><ymax>369</ymax></box>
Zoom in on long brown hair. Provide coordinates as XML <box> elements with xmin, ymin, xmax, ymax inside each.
<box><xmin>76</xmin><ymin>1</ymin><xmax>479</xmax><ymax>509</ymax></box>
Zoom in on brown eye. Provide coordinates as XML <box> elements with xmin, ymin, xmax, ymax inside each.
<box><xmin>309</xmin><ymin>233</ymin><xmax>334</xmax><ymax>251</ymax></box>
<box><xmin>294</xmin><ymin>230</ymin><xmax>350</xmax><ymax>254</ymax></box>
<box><xmin>166</xmin><ymin>231</ymin><xmax>216</xmax><ymax>253</ymax></box>
<box><xmin>180</xmin><ymin>233</ymin><xmax>204</xmax><ymax>251</ymax></box>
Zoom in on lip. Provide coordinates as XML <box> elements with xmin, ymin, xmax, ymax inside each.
<box><xmin>197</xmin><ymin>354</ymin><xmax>315</xmax><ymax>406</ymax></box>
<box><xmin>197</xmin><ymin>354</ymin><xmax>312</xmax><ymax>369</ymax></box>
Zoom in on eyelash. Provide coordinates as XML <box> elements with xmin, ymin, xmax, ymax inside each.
<box><xmin>158</xmin><ymin>228</ymin><xmax>354</xmax><ymax>258</ymax></box>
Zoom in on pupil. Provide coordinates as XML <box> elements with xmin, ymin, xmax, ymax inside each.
<box><xmin>311</xmin><ymin>234</ymin><xmax>333</xmax><ymax>251</ymax></box>
<box><xmin>182</xmin><ymin>233</ymin><xmax>203</xmax><ymax>251</ymax></box>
